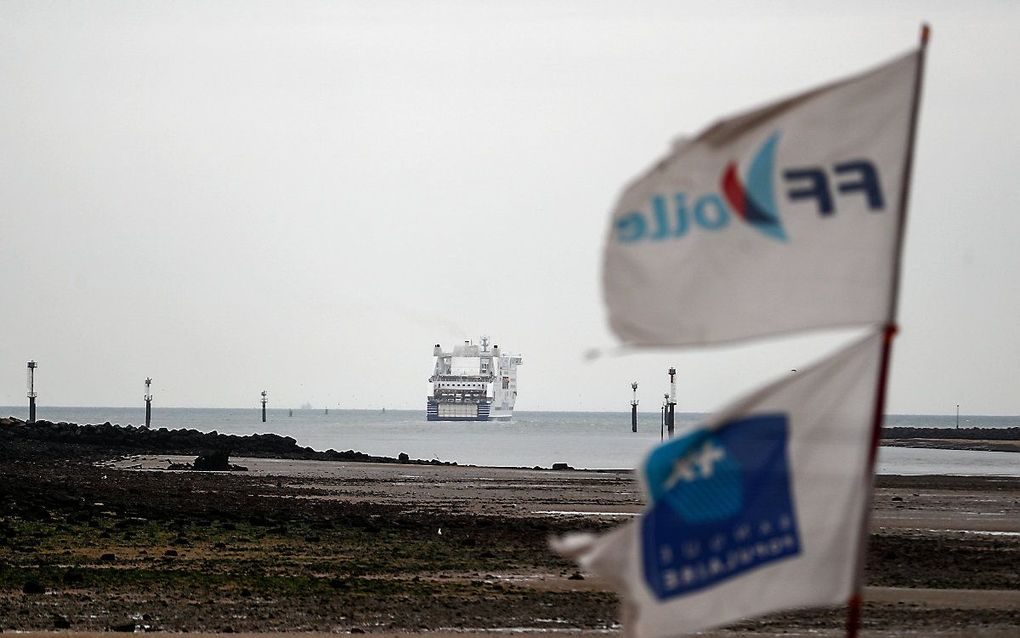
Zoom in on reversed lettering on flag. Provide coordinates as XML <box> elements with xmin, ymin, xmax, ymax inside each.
<box><xmin>603</xmin><ymin>50</ymin><xmax>920</xmax><ymax>346</ymax></box>
<box><xmin>641</xmin><ymin>415</ymin><xmax>801</xmax><ymax>598</ymax></box>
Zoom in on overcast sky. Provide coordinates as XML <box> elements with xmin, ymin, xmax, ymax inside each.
<box><xmin>2</xmin><ymin>1</ymin><xmax>1018</xmax><ymax>414</ymax></box>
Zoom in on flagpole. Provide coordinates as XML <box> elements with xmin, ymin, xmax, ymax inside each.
<box><xmin>887</xmin><ymin>24</ymin><xmax>930</xmax><ymax>323</ymax></box>
<box><xmin>845</xmin><ymin>324</ymin><xmax>896</xmax><ymax>637</ymax></box>
<box><xmin>846</xmin><ymin>23</ymin><xmax>929</xmax><ymax>638</ymax></box>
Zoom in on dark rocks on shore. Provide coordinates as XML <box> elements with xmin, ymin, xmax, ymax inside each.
<box><xmin>21</xmin><ymin>580</ymin><xmax>45</xmax><ymax>595</ymax></box>
<box><xmin>192</xmin><ymin>449</ymin><xmax>247</xmax><ymax>472</ymax></box>
<box><xmin>0</xmin><ymin>417</ymin><xmax>456</xmax><ymax>466</ymax></box>
<box><xmin>111</xmin><ymin>621</ymin><xmax>137</xmax><ymax>632</ymax></box>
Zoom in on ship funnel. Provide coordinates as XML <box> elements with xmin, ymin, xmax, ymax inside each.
<box><xmin>433</xmin><ymin>344</ymin><xmax>442</xmax><ymax>356</ymax></box>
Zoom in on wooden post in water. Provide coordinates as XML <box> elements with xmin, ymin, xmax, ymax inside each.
<box><xmin>27</xmin><ymin>360</ymin><xmax>37</xmax><ymax>424</ymax></box>
<box><xmin>144</xmin><ymin>377</ymin><xmax>153</xmax><ymax>427</ymax></box>
<box><xmin>630</xmin><ymin>382</ymin><xmax>639</xmax><ymax>432</ymax></box>
<box><xmin>261</xmin><ymin>390</ymin><xmax>268</xmax><ymax>423</ymax></box>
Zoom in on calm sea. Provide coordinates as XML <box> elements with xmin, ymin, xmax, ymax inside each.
<box><xmin>3</xmin><ymin>407</ymin><xmax>1018</xmax><ymax>476</ymax></box>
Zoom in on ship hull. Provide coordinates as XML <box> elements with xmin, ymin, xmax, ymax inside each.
<box><xmin>426</xmin><ymin>399</ymin><xmax>504</xmax><ymax>422</ymax></box>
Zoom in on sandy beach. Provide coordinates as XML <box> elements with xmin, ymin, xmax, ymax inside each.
<box><xmin>2</xmin><ymin>436</ymin><xmax>1018</xmax><ymax>636</ymax></box>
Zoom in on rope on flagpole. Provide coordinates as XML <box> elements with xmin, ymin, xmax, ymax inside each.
<box><xmin>846</xmin><ymin>22</ymin><xmax>930</xmax><ymax>638</ymax></box>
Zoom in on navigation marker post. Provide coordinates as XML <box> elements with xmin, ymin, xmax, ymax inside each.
<box><xmin>144</xmin><ymin>377</ymin><xmax>153</xmax><ymax>428</ymax></box>
<box><xmin>26</xmin><ymin>361</ymin><xmax>37</xmax><ymax>424</ymax></box>
<box><xmin>261</xmin><ymin>390</ymin><xmax>268</xmax><ymax>423</ymax></box>
<box><xmin>631</xmin><ymin>382</ymin><xmax>639</xmax><ymax>432</ymax></box>
<box><xmin>666</xmin><ymin>367</ymin><xmax>676</xmax><ymax>439</ymax></box>
<box><xmin>660</xmin><ymin>393</ymin><xmax>668</xmax><ymax>442</ymax></box>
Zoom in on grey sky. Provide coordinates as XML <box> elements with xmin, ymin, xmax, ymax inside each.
<box><xmin>2</xmin><ymin>1</ymin><xmax>1018</xmax><ymax>414</ymax></box>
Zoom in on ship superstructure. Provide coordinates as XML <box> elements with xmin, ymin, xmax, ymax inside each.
<box><xmin>427</xmin><ymin>336</ymin><xmax>522</xmax><ymax>421</ymax></box>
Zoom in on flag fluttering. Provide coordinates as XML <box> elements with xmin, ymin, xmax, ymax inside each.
<box><xmin>603</xmin><ymin>49</ymin><xmax>921</xmax><ymax>346</ymax></box>
<box><xmin>553</xmin><ymin>331</ymin><xmax>885</xmax><ymax>637</ymax></box>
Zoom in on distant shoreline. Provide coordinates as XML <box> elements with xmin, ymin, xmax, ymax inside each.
<box><xmin>4</xmin><ymin>417</ymin><xmax>1018</xmax><ymax>461</ymax></box>
<box><xmin>881</xmin><ymin>426</ymin><xmax>1020</xmax><ymax>453</ymax></box>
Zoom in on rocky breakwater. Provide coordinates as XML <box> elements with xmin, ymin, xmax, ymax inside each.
<box><xmin>0</xmin><ymin>416</ymin><xmax>455</xmax><ymax>465</ymax></box>
<box><xmin>882</xmin><ymin>426</ymin><xmax>1020</xmax><ymax>440</ymax></box>
<box><xmin>882</xmin><ymin>425</ymin><xmax>1020</xmax><ymax>453</ymax></box>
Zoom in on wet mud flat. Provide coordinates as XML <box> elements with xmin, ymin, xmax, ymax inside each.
<box><xmin>1</xmin><ymin>444</ymin><xmax>1018</xmax><ymax>635</ymax></box>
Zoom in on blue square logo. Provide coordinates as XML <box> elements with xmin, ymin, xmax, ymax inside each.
<box><xmin>640</xmin><ymin>414</ymin><xmax>800</xmax><ymax>599</ymax></box>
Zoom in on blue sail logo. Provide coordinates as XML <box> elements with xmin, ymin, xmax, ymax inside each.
<box><xmin>641</xmin><ymin>414</ymin><xmax>801</xmax><ymax>599</ymax></box>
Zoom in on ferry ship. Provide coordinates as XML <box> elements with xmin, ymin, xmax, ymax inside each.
<box><xmin>427</xmin><ymin>337</ymin><xmax>522</xmax><ymax>421</ymax></box>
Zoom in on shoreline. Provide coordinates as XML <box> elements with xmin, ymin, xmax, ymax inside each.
<box><xmin>4</xmin><ymin>418</ymin><xmax>1018</xmax><ymax>469</ymax></box>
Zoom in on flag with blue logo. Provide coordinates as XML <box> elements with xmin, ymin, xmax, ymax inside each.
<box><xmin>603</xmin><ymin>49</ymin><xmax>921</xmax><ymax>346</ymax></box>
<box><xmin>553</xmin><ymin>331</ymin><xmax>884</xmax><ymax>637</ymax></box>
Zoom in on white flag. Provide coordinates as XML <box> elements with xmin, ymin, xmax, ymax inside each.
<box><xmin>604</xmin><ymin>50</ymin><xmax>921</xmax><ymax>345</ymax></box>
<box><xmin>553</xmin><ymin>331</ymin><xmax>884</xmax><ymax>637</ymax></box>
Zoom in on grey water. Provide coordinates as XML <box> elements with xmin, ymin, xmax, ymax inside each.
<box><xmin>3</xmin><ymin>406</ymin><xmax>1018</xmax><ymax>476</ymax></box>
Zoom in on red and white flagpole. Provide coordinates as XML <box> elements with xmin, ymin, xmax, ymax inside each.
<box><xmin>846</xmin><ymin>23</ymin><xmax>930</xmax><ymax>638</ymax></box>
